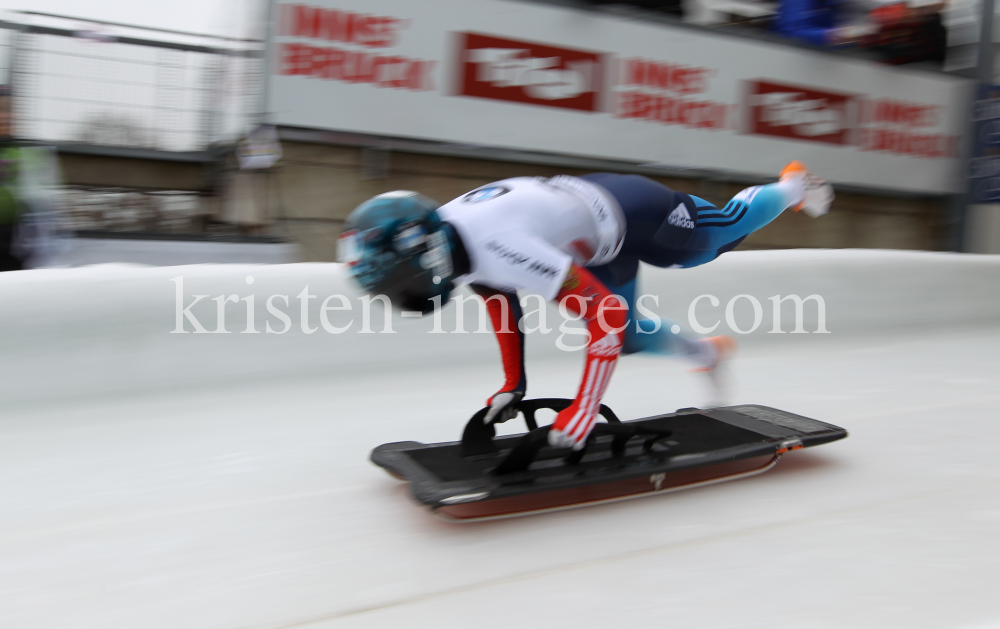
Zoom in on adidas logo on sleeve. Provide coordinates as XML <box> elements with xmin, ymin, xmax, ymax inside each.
<box><xmin>667</xmin><ymin>204</ymin><xmax>695</xmax><ymax>230</ymax></box>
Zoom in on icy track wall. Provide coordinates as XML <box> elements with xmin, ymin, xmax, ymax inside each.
<box><xmin>1</xmin><ymin>249</ymin><xmax>999</xmax><ymax>406</ymax></box>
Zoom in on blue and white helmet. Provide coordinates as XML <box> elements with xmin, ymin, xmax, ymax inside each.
<box><xmin>338</xmin><ymin>191</ymin><xmax>454</xmax><ymax>314</ymax></box>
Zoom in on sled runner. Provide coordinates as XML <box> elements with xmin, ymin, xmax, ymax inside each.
<box><xmin>371</xmin><ymin>399</ymin><xmax>847</xmax><ymax>521</ymax></box>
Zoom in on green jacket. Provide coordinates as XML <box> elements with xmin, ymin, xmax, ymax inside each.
<box><xmin>0</xmin><ymin>146</ymin><xmax>22</xmax><ymax>224</ymax></box>
<box><xmin>0</xmin><ymin>145</ymin><xmax>58</xmax><ymax>225</ymax></box>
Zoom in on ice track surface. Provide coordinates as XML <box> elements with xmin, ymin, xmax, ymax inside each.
<box><xmin>1</xmin><ymin>250</ymin><xmax>999</xmax><ymax>629</ymax></box>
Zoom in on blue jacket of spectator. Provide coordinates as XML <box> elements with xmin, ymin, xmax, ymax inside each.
<box><xmin>774</xmin><ymin>0</ymin><xmax>839</xmax><ymax>46</ymax></box>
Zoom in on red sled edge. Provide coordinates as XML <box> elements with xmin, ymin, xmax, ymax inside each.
<box><xmin>434</xmin><ymin>453</ymin><xmax>780</xmax><ymax>522</ymax></box>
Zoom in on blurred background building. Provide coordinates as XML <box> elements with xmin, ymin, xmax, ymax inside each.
<box><xmin>2</xmin><ymin>0</ymin><xmax>1000</xmax><ymax>264</ymax></box>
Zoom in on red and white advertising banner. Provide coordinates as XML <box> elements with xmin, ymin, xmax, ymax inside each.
<box><xmin>266</xmin><ymin>0</ymin><xmax>972</xmax><ymax>194</ymax></box>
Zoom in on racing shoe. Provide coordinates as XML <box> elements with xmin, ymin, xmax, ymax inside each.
<box><xmin>688</xmin><ymin>335</ymin><xmax>736</xmax><ymax>407</ymax></box>
<box><xmin>780</xmin><ymin>160</ymin><xmax>834</xmax><ymax>218</ymax></box>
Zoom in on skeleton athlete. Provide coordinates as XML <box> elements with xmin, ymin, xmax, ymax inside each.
<box><xmin>339</xmin><ymin>162</ymin><xmax>833</xmax><ymax>450</ymax></box>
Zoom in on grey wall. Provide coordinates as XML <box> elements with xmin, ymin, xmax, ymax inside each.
<box><xmin>266</xmin><ymin>142</ymin><xmax>950</xmax><ymax>262</ymax></box>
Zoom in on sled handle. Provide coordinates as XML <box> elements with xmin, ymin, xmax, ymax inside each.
<box><xmin>460</xmin><ymin>398</ymin><xmax>620</xmax><ymax>457</ymax></box>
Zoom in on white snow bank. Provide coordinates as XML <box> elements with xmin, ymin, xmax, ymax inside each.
<box><xmin>1</xmin><ymin>249</ymin><xmax>997</xmax><ymax>406</ymax></box>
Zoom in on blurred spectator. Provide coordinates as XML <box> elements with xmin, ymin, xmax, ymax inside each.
<box><xmin>773</xmin><ymin>0</ymin><xmax>838</xmax><ymax>44</ymax></box>
<box><xmin>865</xmin><ymin>1</ymin><xmax>947</xmax><ymax>66</ymax></box>
<box><xmin>0</xmin><ymin>85</ymin><xmax>68</xmax><ymax>271</ymax></box>
<box><xmin>773</xmin><ymin>0</ymin><xmax>946</xmax><ymax>67</ymax></box>
<box><xmin>0</xmin><ymin>85</ymin><xmax>26</xmax><ymax>271</ymax></box>
<box><xmin>773</xmin><ymin>0</ymin><xmax>876</xmax><ymax>46</ymax></box>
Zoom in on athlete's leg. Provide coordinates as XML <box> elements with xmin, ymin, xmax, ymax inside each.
<box><xmin>684</xmin><ymin>178</ymin><xmax>805</xmax><ymax>254</ymax></box>
<box><xmin>583</xmin><ymin>173</ymin><xmax>722</xmax><ymax>359</ymax></box>
<box><xmin>581</xmin><ymin>174</ymin><xmax>695</xmax><ymax>357</ymax></box>
<box><xmin>581</xmin><ymin>173</ymin><xmax>754</xmax><ymax>380</ymax></box>
<box><xmin>588</xmin><ymin>261</ymin><xmax>698</xmax><ymax>356</ymax></box>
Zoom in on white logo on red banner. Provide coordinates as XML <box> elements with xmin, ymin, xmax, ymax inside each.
<box><xmin>457</xmin><ymin>32</ymin><xmax>603</xmax><ymax>112</ymax></box>
<box><xmin>745</xmin><ymin>80</ymin><xmax>855</xmax><ymax>145</ymax></box>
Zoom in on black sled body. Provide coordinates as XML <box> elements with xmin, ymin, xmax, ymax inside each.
<box><xmin>371</xmin><ymin>399</ymin><xmax>847</xmax><ymax>521</ymax></box>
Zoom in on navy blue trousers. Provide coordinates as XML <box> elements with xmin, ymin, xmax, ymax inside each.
<box><xmin>581</xmin><ymin>173</ymin><xmax>792</xmax><ymax>354</ymax></box>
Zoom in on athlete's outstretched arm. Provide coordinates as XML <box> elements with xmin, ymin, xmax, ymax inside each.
<box><xmin>549</xmin><ymin>265</ymin><xmax>627</xmax><ymax>450</ymax></box>
<box><xmin>471</xmin><ymin>284</ymin><xmax>527</xmax><ymax>423</ymax></box>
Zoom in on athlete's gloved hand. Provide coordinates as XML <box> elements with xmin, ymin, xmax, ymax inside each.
<box><xmin>483</xmin><ymin>390</ymin><xmax>524</xmax><ymax>424</ymax></box>
<box><xmin>546</xmin><ymin>332</ymin><xmax>622</xmax><ymax>452</ymax></box>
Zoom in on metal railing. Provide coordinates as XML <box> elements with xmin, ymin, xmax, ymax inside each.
<box><xmin>4</xmin><ymin>17</ymin><xmax>263</xmax><ymax>154</ymax></box>
<box><xmin>0</xmin><ymin>26</ymin><xmax>13</xmax><ymax>81</ymax></box>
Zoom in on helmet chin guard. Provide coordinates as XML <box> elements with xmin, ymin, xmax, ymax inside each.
<box><xmin>339</xmin><ymin>191</ymin><xmax>455</xmax><ymax>315</ymax></box>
